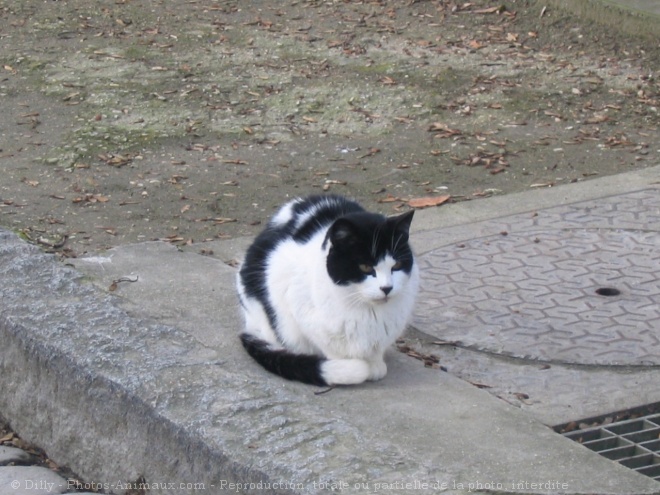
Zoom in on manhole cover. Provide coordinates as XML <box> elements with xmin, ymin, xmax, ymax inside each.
<box><xmin>414</xmin><ymin>229</ymin><xmax>660</xmax><ymax>366</ymax></box>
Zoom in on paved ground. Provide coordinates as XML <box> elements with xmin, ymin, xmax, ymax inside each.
<box><xmin>1</xmin><ymin>164</ymin><xmax>659</xmax><ymax>494</ymax></box>
<box><xmin>409</xmin><ymin>186</ymin><xmax>660</xmax><ymax>427</ymax></box>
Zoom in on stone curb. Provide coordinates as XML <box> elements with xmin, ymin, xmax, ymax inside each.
<box><xmin>540</xmin><ymin>0</ymin><xmax>660</xmax><ymax>39</ymax></box>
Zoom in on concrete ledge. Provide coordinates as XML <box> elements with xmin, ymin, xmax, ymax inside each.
<box><xmin>539</xmin><ymin>0</ymin><xmax>660</xmax><ymax>39</ymax></box>
<box><xmin>2</xmin><ymin>224</ymin><xmax>660</xmax><ymax>494</ymax></box>
<box><xmin>0</xmin><ymin>233</ymin><xmax>241</xmax><ymax>492</ymax></box>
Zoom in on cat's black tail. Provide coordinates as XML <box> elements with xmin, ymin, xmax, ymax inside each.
<box><xmin>240</xmin><ymin>333</ymin><xmax>328</xmax><ymax>386</ymax></box>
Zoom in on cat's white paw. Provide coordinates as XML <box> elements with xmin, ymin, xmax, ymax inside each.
<box><xmin>321</xmin><ymin>359</ymin><xmax>370</xmax><ymax>385</ymax></box>
<box><xmin>367</xmin><ymin>359</ymin><xmax>387</xmax><ymax>381</ymax></box>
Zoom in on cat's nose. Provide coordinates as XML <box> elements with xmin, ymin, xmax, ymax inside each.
<box><xmin>380</xmin><ymin>286</ymin><xmax>393</xmax><ymax>295</ymax></box>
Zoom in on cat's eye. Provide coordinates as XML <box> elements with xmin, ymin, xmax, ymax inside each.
<box><xmin>392</xmin><ymin>261</ymin><xmax>403</xmax><ymax>271</ymax></box>
<box><xmin>359</xmin><ymin>264</ymin><xmax>375</xmax><ymax>275</ymax></box>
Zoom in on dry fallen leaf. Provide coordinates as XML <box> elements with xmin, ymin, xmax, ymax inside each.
<box><xmin>408</xmin><ymin>195</ymin><xmax>451</xmax><ymax>208</ymax></box>
<box><xmin>73</xmin><ymin>194</ymin><xmax>110</xmax><ymax>204</ymax></box>
<box><xmin>11</xmin><ymin>437</ymin><xmax>33</xmax><ymax>451</ymax></box>
<box><xmin>98</xmin><ymin>226</ymin><xmax>117</xmax><ymax>235</ymax></box>
<box><xmin>432</xmin><ymin>340</ymin><xmax>461</xmax><ymax>346</ymax></box>
<box><xmin>530</xmin><ymin>182</ymin><xmax>554</xmax><ymax>188</ymax></box>
<box><xmin>359</xmin><ymin>147</ymin><xmax>381</xmax><ymax>159</ymax></box>
<box><xmin>0</xmin><ymin>432</ymin><xmax>15</xmax><ymax>443</ymax></box>
<box><xmin>514</xmin><ymin>392</ymin><xmax>532</xmax><ymax>404</ymax></box>
<box><xmin>162</xmin><ymin>235</ymin><xmax>185</xmax><ymax>243</ymax></box>
<box><xmin>467</xmin><ymin>380</ymin><xmax>492</xmax><ymax>389</ymax></box>
<box><xmin>323</xmin><ymin>179</ymin><xmax>347</xmax><ymax>191</ymax></box>
<box><xmin>109</xmin><ymin>275</ymin><xmax>138</xmax><ymax>292</ymax></box>
<box><xmin>212</xmin><ymin>217</ymin><xmax>237</xmax><ymax>225</ymax></box>
<box><xmin>584</xmin><ymin>114</ymin><xmax>610</xmax><ymax>124</ymax></box>
<box><xmin>377</xmin><ymin>194</ymin><xmax>402</xmax><ymax>203</ymax></box>
<box><xmin>473</xmin><ymin>6</ymin><xmax>506</xmax><ymax>14</ymax></box>
<box><xmin>99</xmin><ymin>153</ymin><xmax>133</xmax><ymax>167</ymax></box>
<box><xmin>428</xmin><ymin>122</ymin><xmax>462</xmax><ymax>138</ymax></box>
<box><xmin>394</xmin><ymin>116</ymin><xmax>415</xmax><ymax>124</ymax></box>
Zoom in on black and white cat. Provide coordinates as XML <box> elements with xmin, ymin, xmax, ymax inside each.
<box><xmin>236</xmin><ymin>195</ymin><xmax>419</xmax><ymax>386</ymax></box>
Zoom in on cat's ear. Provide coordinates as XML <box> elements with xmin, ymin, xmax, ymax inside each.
<box><xmin>328</xmin><ymin>218</ymin><xmax>359</xmax><ymax>248</ymax></box>
<box><xmin>390</xmin><ymin>209</ymin><xmax>415</xmax><ymax>236</ymax></box>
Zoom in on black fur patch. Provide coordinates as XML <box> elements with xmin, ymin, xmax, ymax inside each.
<box><xmin>238</xmin><ymin>195</ymin><xmax>365</xmax><ymax>331</ymax></box>
<box><xmin>325</xmin><ymin>210</ymin><xmax>415</xmax><ymax>286</ymax></box>
<box><xmin>240</xmin><ymin>333</ymin><xmax>327</xmax><ymax>386</ymax></box>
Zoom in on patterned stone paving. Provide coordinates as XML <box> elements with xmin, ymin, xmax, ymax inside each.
<box><xmin>413</xmin><ymin>190</ymin><xmax>660</xmax><ymax>366</ymax></box>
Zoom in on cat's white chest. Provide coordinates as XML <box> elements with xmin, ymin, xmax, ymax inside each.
<box><xmin>324</xmin><ymin>266</ymin><xmax>418</xmax><ymax>355</ymax></box>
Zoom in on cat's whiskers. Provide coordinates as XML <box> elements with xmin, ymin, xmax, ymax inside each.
<box><xmin>371</xmin><ymin>228</ymin><xmax>381</xmax><ymax>260</ymax></box>
<box><xmin>391</xmin><ymin>233</ymin><xmax>405</xmax><ymax>257</ymax></box>
<box><xmin>339</xmin><ymin>285</ymin><xmax>380</xmax><ymax>312</ymax></box>
<box><xmin>339</xmin><ymin>289</ymin><xmax>365</xmax><ymax>311</ymax></box>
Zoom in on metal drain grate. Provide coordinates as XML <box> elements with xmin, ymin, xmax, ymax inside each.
<box><xmin>562</xmin><ymin>413</ymin><xmax>660</xmax><ymax>482</ymax></box>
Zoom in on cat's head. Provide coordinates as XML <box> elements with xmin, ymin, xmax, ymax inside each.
<box><xmin>324</xmin><ymin>210</ymin><xmax>417</xmax><ymax>303</ymax></box>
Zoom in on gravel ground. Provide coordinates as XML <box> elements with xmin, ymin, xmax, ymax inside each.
<box><xmin>1</xmin><ymin>0</ymin><xmax>659</xmax><ymax>257</ymax></box>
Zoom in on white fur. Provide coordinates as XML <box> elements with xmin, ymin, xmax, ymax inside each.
<box><xmin>320</xmin><ymin>359</ymin><xmax>371</xmax><ymax>385</ymax></box>
<box><xmin>269</xmin><ymin>199</ymin><xmax>299</xmax><ymax>226</ymax></box>
<box><xmin>239</xmin><ymin>223</ymin><xmax>419</xmax><ymax>386</ymax></box>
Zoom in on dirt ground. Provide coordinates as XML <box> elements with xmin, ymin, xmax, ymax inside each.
<box><xmin>1</xmin><ymin>0</ymin><xmax>659</xmax><ymax>258</ymax></box>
